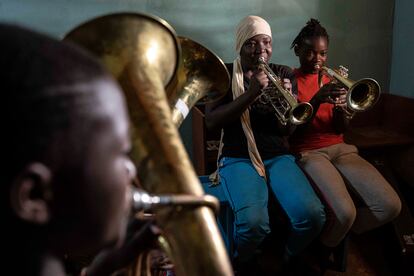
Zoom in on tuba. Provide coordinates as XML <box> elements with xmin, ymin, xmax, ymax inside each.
<box><xmin>319</xmin><ymin>65</ymin><xmax>381</xmax><ymax>112</ymax></box>
<box><xmin>258</xmin><ymin>57</ymin><xmax>314</xmax><ymax>125</ymax></box>
<box><xmin>130</xmin><ymin>186</ymin><xmax>219</xmax><ymax>213</ymax></box>
<box><xmin>64</xmin><ymin>12</ymin><xmax>232</xmax><ymax>276</ymax></box>
<box><xmin>167</xmin><ymin>36</ymin><xmax>230</xmax><ymax>127</ymax></box>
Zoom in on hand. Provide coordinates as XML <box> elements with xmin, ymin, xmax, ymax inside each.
<box><xmin>332</xmin><ymin>89</ymin><xmax>347</xmax><ymax>108</ymax></box>
<box><xmin>333</xmin><ymin>105</ymin><xmax>354</xmax><ymax>120</ymax></box>
<box><xmin>84</xmin><ymin>217</ymin><xmax>161</xmax><ymax>276</ymax></box>
<box><xmin>315</xmin><ymin>83</ymin><xmax>347</xmax><ymax>105</ymax></box>
<box><xmin>282</xmin><ymin>78</ymin><xmax>293</xmax><ymax>96</ymax></box>
<box><xmin>247</xmin><ymin>69</ymin><xmax>269</xmax><ymax>97</ymax></box>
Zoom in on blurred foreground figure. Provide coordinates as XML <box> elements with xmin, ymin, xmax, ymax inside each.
<box><xmin>1</xmin><ymin>23</ymin><xmax>158</xmax><ymax>276</ymax></box>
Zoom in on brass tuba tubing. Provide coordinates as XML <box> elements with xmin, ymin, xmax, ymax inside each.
<box><xmin>64</xmin><ymin>12</ymin><xmax>232</xmax><ymax>276</ymax></box>
<box><xmin>320</xmin><ymin>66</ymin><xmax>381</xmax><ymax>112</ymax></box>
<box><xmin>131</xmin><ymin>187</ymin><xmax>220</xmax><ymax>214</ymax></box>
<box><xmin>258</xmin><ymin>57</ymin><xmax>314</xmax><ymax>125</ymax></box>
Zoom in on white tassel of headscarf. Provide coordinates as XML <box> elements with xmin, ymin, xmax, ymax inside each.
<box><xmin>210</xmin><ymin>15</ymin><xmax>271</xmax><ymax>183</ymax></box>
<box><xmin>232</xmin><ymin>57</ymin><xmax>266</xmax><ymax>179</ymax></box>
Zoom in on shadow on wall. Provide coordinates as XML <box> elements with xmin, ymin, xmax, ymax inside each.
<box><xmin>390</xmin><ymin>0</ymin><xmax>414</xmax><ymax>99</ymax></box>
<box><xmin>315</xmin><ymin>0</ymin><xmax>394</xmax><ymax>92</ymax></box>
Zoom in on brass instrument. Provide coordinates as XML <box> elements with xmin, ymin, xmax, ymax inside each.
<box><xmin>319</xmin><ymin>65</ymin><xmax>381</xmax><ymax>112</ymax></box>
<box><xmin>131</xmin><ymin>187</ymin><xmax>219</xmax><ymax>213</ymax></box>
<box><xmin>64</xmin><ymin>12</ymin><xmax>232</xmax><ymax>276</ymax></box>
<box><xmin>167</xmin><ymin>36</ymin><xmax>230</xmax><ymax>127</ymax></box>
<box><xmin>258</xmin><ymin>57</ymin><xmax>314</xmax><ymax>125</ymax></box>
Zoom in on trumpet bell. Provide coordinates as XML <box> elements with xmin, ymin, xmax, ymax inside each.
<box><xmin>168</xmin><ymin>36</ymin><xmax>230</xmax><ymax>126</ymax></box>
<box><xmin>258</xmin><ymin>57</ymin><xmax>313</xmax><ymax>125</ymax></box>
<box><xmin>347</xmin><ymin>78</ymin><xmax>381</xmax><ymax>112</ymax></box>
<box><xmin>321</xmin><ymin>65</ymin><xmax>381</xmax><ymax>113</ymax></box>
<box><xmin>290</xmin><ymin>102</ymin><xmax>314</xmax><ymax>125</ymax></box>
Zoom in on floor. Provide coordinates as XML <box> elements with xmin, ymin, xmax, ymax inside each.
<box><xmin>251</xmin><ymin>225</ymin><xmax>412</xmax><ymax>276</ymax></box>
<box><xmin>324</xmin><ymin>231</ymin><xmax>395</xmax><ymax>276</ymax></box>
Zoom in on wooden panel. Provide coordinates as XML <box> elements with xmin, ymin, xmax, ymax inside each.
<box><xmin>192</xmin><ymin>106</ymin><xmax>221</xmax><ymax>175</ymax></box>
<box><xmin>345</xmin><ymin>94</ymin><xmax>414</xmax><ymax>149</ymax></box>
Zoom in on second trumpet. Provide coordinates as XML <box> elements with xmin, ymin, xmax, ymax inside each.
<box><xmin>319</xmin><ymin>65</ymin><xmax>381</xmax><ymax>112</ymax></box>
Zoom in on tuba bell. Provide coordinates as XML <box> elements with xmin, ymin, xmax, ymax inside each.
<box><xmin>319</xmin><ymin>65</ymin><xmax>381</xmax><ymax>112</ymax></box>
<box><xmin>258</xmin><ymin>57</ymin><xmax>314</xmax><ymax>125</ymax></box>
<box><xmin>64</xmin><ymin>12</ymin><xmax>232</xmax><ymax>276</ymax></box>
<box><xmin>167</xmin><ymin>36</ymin><xmax>230</xmax><ymax>127</ymax></box>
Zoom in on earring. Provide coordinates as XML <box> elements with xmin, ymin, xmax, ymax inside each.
<box><xmin>125</xmin><ymin>159</ymin><xmax>137</xmax><ymax>180</ymax></box>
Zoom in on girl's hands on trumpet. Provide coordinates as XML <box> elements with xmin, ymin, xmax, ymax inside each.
<box><xmin>315</xmin><ymin>82</ymin><xmax>347</xmax><ymax>105</ymax></box>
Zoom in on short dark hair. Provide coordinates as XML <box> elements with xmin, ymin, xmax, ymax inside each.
<box><xmin>1</xmin><ymin>23</ymin><xmax>111</xmax><ymax>185</ymax></box>
<box><xmin>291</xmin><ymin>18</ymin><xmax>329</xmax><ymax>49</ymax></box>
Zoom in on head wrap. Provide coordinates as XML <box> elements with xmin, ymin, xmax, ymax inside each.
<box><xmin>232</xmin><ymin>15</ymin><xmax>272</xmax><ymax>179</ymax></box>
<box><xmin>213</xmin><ymin>16</ymin><xmax>272</xmax><ymax>183</ymax></box>
<box><xmin>235</xmin><ymin>15</ymin><xmax>272</xmax><ymax>54</ymax></box>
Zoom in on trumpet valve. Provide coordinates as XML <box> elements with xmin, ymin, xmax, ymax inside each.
<box><xmin>338</xmin><ymin>65</ymin><xmax>349</xmax><ymax>78</ymax></box>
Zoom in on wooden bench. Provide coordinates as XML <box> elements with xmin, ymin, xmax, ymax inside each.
<box><xmin>193</xmin><ymin>93</ymin><xmax>414</xmax><ymax>273</ymax></box>
<box><xmin>344</xmin><ymin>93</ymin><xmax>414</xmax><ymax>274</ymax></box>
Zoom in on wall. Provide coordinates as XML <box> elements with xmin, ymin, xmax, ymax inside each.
<box><xmin>390</xmin><ymin>0</ymin><xmax>414</xmax><ymax>98</ymax></box>
<box><xmin>0</xmin><ymin>0</ymin><xmax>396</xmax><ymax>158</ymax></box>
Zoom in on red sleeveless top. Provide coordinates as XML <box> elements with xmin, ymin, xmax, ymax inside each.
<box><xmin>290</xmin><ymin>69</ymin><xmax>343</xmax><ymax>153</ymax></box>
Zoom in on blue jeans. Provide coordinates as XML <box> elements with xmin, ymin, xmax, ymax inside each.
<box><xmin>219</xmin><ymin>154</ymin><xmax>326</xmax><ymax>261</ymax></box>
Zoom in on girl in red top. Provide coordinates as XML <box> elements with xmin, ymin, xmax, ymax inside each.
<box><xmin>289</xmin><ymin>19</ymin><xmax>401</xmax><ymax>258</ymax></box>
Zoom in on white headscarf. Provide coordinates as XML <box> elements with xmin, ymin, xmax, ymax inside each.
<box><xmin>232</xmin><ymin>15</ymin><xmax>271</xmax><ymax>179</ymax></box>
<box><xmin>235</xmin><ymin>15</ymin><xmax>272</xmax><ymax>54</ymax></box>
<box><xmin>236</xmin><ymin>15</ymin><xmax>272</xmax><ymax>179</ymax></box>
<box><xmin>211</xmin><ymin>15</ymin><xmax>272</xmax><ymax>183</ymax></box>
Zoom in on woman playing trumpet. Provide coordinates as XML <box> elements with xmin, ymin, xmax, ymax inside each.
<box><xmin>289</xmin><ymin>18</ymin><xmax>401</xmax><ymax>265</ymax></box>
<box><xmin>205</xmin><ymin>15</ymin><xmax>326</xmax><ymax>274</ymax></box>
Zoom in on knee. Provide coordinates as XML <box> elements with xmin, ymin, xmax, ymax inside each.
<box><xmin>244</xmin><ymin>212</ymin><xmax>270</xmax><ymax>236</ymax></box>
<box><xmin>335</xmin><ymin>204</ymin><xmax>357</xmax><ymax>229</ymax></box>
<box><xmin>290</xmin><ymin>205</ymin><xmax>326</xmax><ymax>236</ymax></box>
<box><xmin>309</xmin><ymin>205</ymin><xmax>327</xmax><ymax>233</ymax></box>
<box><xmin>381</xmin><ymin>195</ymin><xmax>402</xmax><ymax>221</ymax></box>
<box><xmin>237</xmin><ymin>207</ymin><xmax>270</xmax><ymax>238</ymax></box>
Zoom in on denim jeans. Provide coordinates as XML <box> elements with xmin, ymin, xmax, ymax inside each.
<box><xmin>219</xmin><ymin>154</ymin><xmax>326</xmax><ymax>261</ymax></box>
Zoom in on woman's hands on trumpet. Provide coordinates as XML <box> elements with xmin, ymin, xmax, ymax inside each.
<box><xmin>282</xmin><ymin>78</ymin><xmax>293</xmax><ymax>94</ymax></box>
<box><xmin>247</xmin><ymin>68</ymin><xmax>293</xmax><ymax>99</ymax></box>
<box><xmin>247</xmin><ymin>69</ymin><xmax>270</xmax><ymax>98</ymax></box>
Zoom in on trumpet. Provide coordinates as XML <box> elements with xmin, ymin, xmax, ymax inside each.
<box><xmin>318</xmin><ymin>65</ymin><xmax>381</xmax><ymax>112</ymax></box>
<box><xmin>258</xmin><ymin>57</ymin><xmax>313</xmax><ymax>125</ymax></box>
